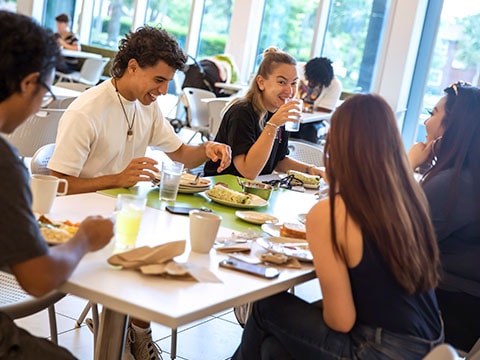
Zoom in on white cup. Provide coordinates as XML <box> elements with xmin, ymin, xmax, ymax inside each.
<box><xmin>189</xmin><ymin>210</ymin><xmax>222</xmax><ymax>253</ymax></box>
<box><xmin>159</xmin><ymin>161</ymin><xmax>184</xmax><ymax>202</ymax></box>
<box><xmin>284</xmin><ymin>98</ymin><xmax>303</xmax><ymax>132</ymax></box>
<box><xmin>31</xmin><ymin>175</ymin><xmax>68</xmax><ymax>214</ymax></box>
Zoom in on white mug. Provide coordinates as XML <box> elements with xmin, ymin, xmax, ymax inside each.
<box><xmin>189</xmin><ymin>210</ymin><xmax>222</xmax><ymax>253</ymax></box>
<box><xmin>31</xmin><ymin>175</ymin><xmax>68</xmax><ymax>214</ymax></box>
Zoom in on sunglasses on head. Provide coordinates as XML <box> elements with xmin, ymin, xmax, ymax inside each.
<box><xmin>444</xmin><ymin>81</ymin><xmax>472</xmax><ymax>96</ymax></box>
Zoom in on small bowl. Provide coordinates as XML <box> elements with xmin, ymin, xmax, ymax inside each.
<box><xmin>241</xmin><ymin>181</ymin><xmax>273</xmax><ymax>201</ymax></box>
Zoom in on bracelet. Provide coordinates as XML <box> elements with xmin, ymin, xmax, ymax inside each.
<box><xmin>264</xmin><ymin>122</ymin><xmax>279</xmax><ymax>136</ymax></box>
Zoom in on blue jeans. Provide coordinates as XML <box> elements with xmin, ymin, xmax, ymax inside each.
<box><xmin>231</xmin><ymin>292</ymin><xmax>443</xmax><ymax>360</ymax></box>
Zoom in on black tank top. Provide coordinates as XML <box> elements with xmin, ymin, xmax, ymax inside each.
<box><xmin>348</xmin><ymin>234</ymin><xmax>441</xmax><ymax>339</ymax></box>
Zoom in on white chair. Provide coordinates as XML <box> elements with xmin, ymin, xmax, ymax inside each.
<box><xmin>0</xmin><ymin>271</ymin><xmax>64</xmax><ymax>344</ymax></box>
<box><xmin>206</xmin><ymin>98</ymin><xmax>230</xmax><ymax>139</ymax></box>
<box><xmin>30</xmin><ymin>143</ymin><xmax>55</xmax><ymax>175</ymax></box>
<box><xmin>47</xmin><ymin>96</ymin><xmax>77</xmax><ymax>109</ymax></box>
<box><xmin>288</xmin><ymin>140</ymin><xmax>324</xmax><ymax>167</ymax></box>
<box><xmin>2</xmin><ymin>109</ymin><xmax>64</xmax><ymax>158</ymax></box>
<box><xmin>182</xmin><ymin>87</ymin><xmax>216</xmax><ymax>143</ymax></box>
<box><xmin>56</xmin><ymin>57</ymin><xmax>110</xmax><ymax>86</ymax></box>
<box><xmin>54</xmin><ymin>81</ymin><xmax>92</xmax><ymax>92</ymax></box>
<box><xmin>423</xmin><ymin>344</ymin><xmax>463</xmax><ymax>360</ymax></box>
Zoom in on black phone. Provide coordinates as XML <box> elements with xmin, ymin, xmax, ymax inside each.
<box><xmin>165</xmin><ymin>206</ymin><xmax>212</xmax><ymax>216</ymax></box>
<box><xmin>219</xmin><ymin>258</ymin><xmax>280</xmax><ymax>279</ymax></box>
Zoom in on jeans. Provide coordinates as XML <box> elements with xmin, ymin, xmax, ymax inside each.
<box><xmin>231</xmin><ymin>292</ymin><xmax>443</xmax><ymax>360</ymax></box>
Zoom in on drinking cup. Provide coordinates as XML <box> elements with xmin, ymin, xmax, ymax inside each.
<box><xmin>284</xmin><ymin>98</ymin><xmax>303</xmax><ymax>132</ymax></box>
<box><xmin>189</xmin><ymin>210</ymin><xmax>222</xmax><ymax>253</ymax></box>
<box><xmin>31</xmin><ymin>175</ymin><xmax>68</xmax><ymax>214</ymax></box>
<box><xmin>114</xmin><ymin>194</ymin><xmax>147</xmax><ymax>250</ymax></box>
<box><xmin>159</xmin><ymin>161</ymin><xmax>184</xmax><ymax>202</ymax></box>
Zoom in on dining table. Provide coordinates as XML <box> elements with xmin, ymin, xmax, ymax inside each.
<box><xmin>54</xmin><ymin>174</ymin><xmax>320</xmax><ymax>359</ymax></box>
<box><xmin>61</xmin><ymin>49</ymin><xmax>103</xmax><ymax>60</ymax></box>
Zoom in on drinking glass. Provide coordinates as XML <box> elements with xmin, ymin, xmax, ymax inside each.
<box><xmin>159</xmin><ymin>161</ymin><xmax>184</xmax><ymax>202</ymax></box>
<box><xmin>114</xmin><ymin>194</ymin><xmax>147</xmax><ymax>250</ymax></box>
<box><xmin>284</xmin><ymin>98</ymin><xmax>303</xmax><ymax>132</ymax></box>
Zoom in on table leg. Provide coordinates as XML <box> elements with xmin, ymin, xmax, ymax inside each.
<box><xmin>94</xmin><ymin>308</ymin><xmax>129</xmax><ymax>360</ymax></box>
<box><xmin>171</xmin><ymin>328</ymin><xmax>177</xmax><ymax>359</ymax></box>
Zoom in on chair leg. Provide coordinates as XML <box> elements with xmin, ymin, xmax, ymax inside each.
<box><xmin>48</xmin><ymin>304</ymin><xmax>58</xmax><ymax>344</ymax></box>
<box><xmin>76</xmin><ymin>301</ymin><xmax>92</xmax><ymax>327</ymax></box>
<box><xmin>170</xmin><ymin>328</ymin><xmax>177</xmax><ymax>360</ymax></box>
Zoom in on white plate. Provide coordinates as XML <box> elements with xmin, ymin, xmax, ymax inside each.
<box><xmin>256</xmin><ymin>237</ymin><xmax>313</xmax><ymax>262</ymax></box>
<box><xmin>205</xmin><ymin>192</ymin><xmax>268</xmax><ymax>209</ymax></box>
<box><xmin>303</xmin><ymin>183</ymin><xmax>319</xmax><ymax>189</ymax></box>
<box><xmin>235</xmin><ymin>211</ymin><xmax>278</xmax><ymax>225</ymax></box>
<box><xmin>179</xmin><ymin>173</ymin><xmax>211</xmax><ymax>188</ymax></box>
<box><xmin>261</xmin><ymin>223</ymin><xmax>281</xmax><ymax>237</ymax></box>
<box><xmin>177</xmin><ymin>186</ymin><xmax>210</xmax><ymax>194</ymax></box>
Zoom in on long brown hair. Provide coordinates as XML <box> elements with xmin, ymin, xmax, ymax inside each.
<box><xmin>325</xmin><ymin>94</ymin><xmax>439</xmax><ymax>294</ymax></box>
<box><xmin>227</xmin><ymin>47</ymin><xmax>296</xmax><ymax>127</ymax></box>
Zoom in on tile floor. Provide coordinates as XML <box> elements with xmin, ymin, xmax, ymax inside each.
<box><xmin>15</xmin><ymin>279</ymin><xmax>321</xmax><ymax>360</ymax></box>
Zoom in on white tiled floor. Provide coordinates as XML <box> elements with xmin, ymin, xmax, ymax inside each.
<box><xmin>14</xmin><ymin>279</ymin><xmax>321</xmax><ymax>360</ymax></box>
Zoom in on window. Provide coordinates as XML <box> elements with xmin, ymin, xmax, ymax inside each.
<box><xmin>321</xmin><ymin>0</ymin><xmax>391</xmax><ymax>93</ymax></box>
<box><xmin>0</xmin><ymin>0</ymin><xmax>16</xmax><ymax>11</ymax></box>
<box><xmin>197</xmin><ymin>0</ymin><xmax>234</xmax><ymax>58</ymax></box>
<box><xmin>415</xmin><ymin>0</ymin><xmax>480</xmax><ymax>142</ymax></box>
<box><xmin>43</xmin><ymin>0</ymin><xmax>76</xmax><ymax>34</ymax></box>
<box><xmin>145</xmin><ymin>0</ymin><xmax>193</xmax><ymax>49</ymax></box>
<box><xmin>90</xmin><ymin>0</ymin><xmax>135</xmax><ymax>49</ymax></box>
<box><xmin>257</xmin><ymin>0</ymin><xmax>320</xmax><ymax>63</ymax></box>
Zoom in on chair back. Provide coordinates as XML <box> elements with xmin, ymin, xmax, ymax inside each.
<box><xmin>207</xmin><ymin>98</ymin><xmax>230</xmax><ymax>138</ymax></box>
<box><xmin>288</xmin><ymin>140</ymin><xmax>324</xmax><ymax>167</ymax></box>
<box><xmin>78</xmin><ymin>57</ymin><xmax>110</xmax><ymax>86</ymax></box>
<box><xmin>30</xmin><ymin>143</ymin><xmax>56</xmax><ymax>175</ymax></box>
<box><xmin>2</xmin><ymin>109</ymin><xmax>64</xmax><ymax>157</ymax></box>
<box><xmin>48</xmin><ymin>96</ymin><xmax>77</xmax><ymax>109</ymax></box>
<box><xmin>423</xmin><ymin>344</ymin><xmax>462</xmax><ymax>360</ymax></box>
<box><xmin>182</xmin><ymin>87</ymin><xmax>216</xmax><ymax>141</ymax></box>
<box><xmin>54</xmin><ymin>81</ymin><xmax>92</xmax><ymax>92</ymax></box>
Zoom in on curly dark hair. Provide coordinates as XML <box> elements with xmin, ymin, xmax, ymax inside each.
<box><xmin>110</xmin><ymin>26</ymin><xmax>187</xmax><ymax>78</ymax></box>
<box><xmin>0</xmin><ymin>11</ymin><xmax>59</xmax><ymax>102</ymax></box>
<box><xmin>304</xmin><ymin>57</ymin><xmax>334</xmax><ymax>87</ymax></box>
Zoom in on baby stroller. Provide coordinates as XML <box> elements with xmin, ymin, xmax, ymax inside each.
<box><xmin>168</xmin><ymin>55</ymin><xmax>228</xmax><ymax>134</ymax></box>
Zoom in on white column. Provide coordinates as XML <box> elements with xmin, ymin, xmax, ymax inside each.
<box><xmin>224</xmin><ymin>0</ymin><xmax>265</xmax><ymax>83</ymax></box>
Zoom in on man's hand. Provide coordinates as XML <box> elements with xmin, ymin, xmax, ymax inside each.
<box><xmin>204</xmin><ymin>141</ymin><xmax>231</xmax><ymax>172</ymax></box>
<box><xmin>75</xmin><ymin>216</ymin><xmax>114</xmax><ymax>252</ymax></box>
<box><xmin>117</xmin><ymin>157</ymin><xmax>159</xmax><ymax>187</ymax></box>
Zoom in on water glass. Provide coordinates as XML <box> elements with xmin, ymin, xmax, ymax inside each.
<box><xmin>114</xmin><ymin>194</ymin><xmax>147</xmax><ymax>250</ymax></box>
<box><xmin>159</xmin><ymin>161</ymin><xmax>184</xmax><ymax>202</ymax></box>
<box><xmin>284</xmin><ymin>98</ymin><xmax>303</xmax><ymax>132</ymax></box>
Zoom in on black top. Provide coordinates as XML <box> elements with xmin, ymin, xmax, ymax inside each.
<box><xmin>204</xmin><ymin>101</ymin><xmax>289</xmax><ymax>177</ymax></box>
<box><xmin>348</xmin><ymin>233</ymin><xmax>442</xmax><ymax>340</ymax></box>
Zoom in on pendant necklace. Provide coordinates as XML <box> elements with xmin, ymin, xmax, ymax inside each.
<box><xmin>114</xmin><ymin>78</ymin><xmax>136</xmax><ymax>142</ymax></box>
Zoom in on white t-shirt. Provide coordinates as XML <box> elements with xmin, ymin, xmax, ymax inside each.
<box><xmin>48</xmin><ymin>79</ymin><xmax>183</xmax><ymax>178</ymax></box>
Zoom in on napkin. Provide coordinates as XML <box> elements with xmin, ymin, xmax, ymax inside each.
<box><xmin>107</xmin><ymin>240</ymin><xmax>222</xmax><ymax>282</ymax></box>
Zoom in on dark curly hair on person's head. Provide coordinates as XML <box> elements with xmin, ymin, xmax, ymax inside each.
<box><xmin>0</xmin><ymin>11</ymin><xmax>60</xmax><ymax>102</ymax></box>
<box><xmin>304</xmin><ymin>57</ymin><xmax>334</xmax><ymax>88</ymax></box>
<box><xmin>110</xmin><ymin>26</ymin><xmax>187</xmax><ymax>78</ymax></box>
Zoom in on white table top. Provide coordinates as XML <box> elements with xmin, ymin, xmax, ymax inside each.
<box><xmin>61</xmin><ymin>49</ymin><xmax>103</xmax><ymax>59</ymax></box>
<box><xmin>52</xmin><ymin>192</ymin><xmax>316</xmax><ymax>358</ymax></box>
<box><xmin>301</xmin><ymin>110</ymin><xmax>332</xmax><ymax>124</ymax></box>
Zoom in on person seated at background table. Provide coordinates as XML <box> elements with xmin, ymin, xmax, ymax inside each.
<box><xmin>204</xmin><ymin>47</ymin><xmax>324</xmax><ymax>180</ymax></box>
<box><xmin>48</xmin><ymin>25</ymin><xmax>231</xmax><ymax>360</ymax></box>
<box><xmin>54</xmin><ymin>13</ymin><xmax>81</xmax><ymax>73</ymax></box>
<box><xmin>231</xmin><ymin>94</ymin><xmax>443</xmax><ymax>360</ymax></box>
<box><xmin>0</xmin><ymin>11</ymin><xmax>113</xmax><ymax>359</ymax></box>
<box><xmin>408</xmin><ymin>81</ymin><xmax>480</xmax><ymax>352</ymax></box>
<box><xmin>291</xmin><ymin>57</ymin><xmax>342</xmax><ymax>144</ymax></box>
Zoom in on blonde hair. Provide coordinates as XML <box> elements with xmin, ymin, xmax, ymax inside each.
<box><xmin>229</xmin><ymin>47</ymin><xmax>296</xmax><ymax>127</ymax></box>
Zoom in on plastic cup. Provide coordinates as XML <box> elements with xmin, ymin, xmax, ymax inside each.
<box><xmin>159</xmin><ymin>161</ymin><xmax>184</xmax><ymax>202</ymax></box>
<box><xmin>284</xmin><ymin>98</ymin><xmax>303</xmax><ymax>132</ymax></box>
<box><xmin>114</xmin><ymin>194</ymin><xmax>147</xmax><ymax>250</ymax></box>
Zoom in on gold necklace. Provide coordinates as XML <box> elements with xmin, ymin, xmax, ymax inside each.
<box><xmin>113</xmin><ymin>78</ymin><xmax>136</xmax><ymax>142</ymax></box>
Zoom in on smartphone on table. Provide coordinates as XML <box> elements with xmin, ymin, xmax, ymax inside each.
<box><xmin>165</xmin><ymin>206</ymin><xmax>212</xmax><ymax>216</ymax></box>
<box><xmin>219</xmin><ymin>258</ymin><xmax>280</xmax><ymax>279</ymax></box>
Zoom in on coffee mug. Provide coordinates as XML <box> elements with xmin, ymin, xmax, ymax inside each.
<box><xmin>189</xmin><ymin>210</ymin><xmax>222</xmax><ymax>253</ymax></box>
<box><xmin>31</xmin><ymin>175</ymin><xmax>68</xmax><ymax>214</ymax></box>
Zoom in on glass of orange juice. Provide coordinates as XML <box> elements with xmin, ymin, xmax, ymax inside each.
<box><xmin>114</xmin><ymin>194</ymin><xmax>147</xmax><ymax>251</ymax></box>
